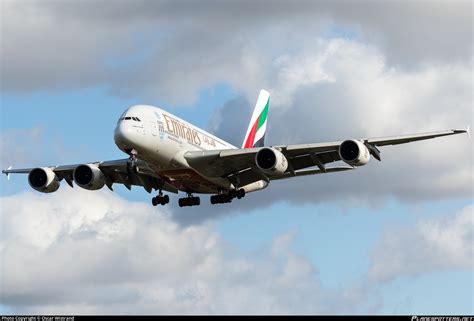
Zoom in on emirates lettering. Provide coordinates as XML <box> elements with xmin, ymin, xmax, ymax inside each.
<box><xmin>163</xmin><ymin>114</ymin><xmax>202</xmax><ymax>145</ymax></box>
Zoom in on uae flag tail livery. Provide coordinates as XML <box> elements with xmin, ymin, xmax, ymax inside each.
<box><xmin>242</xmin><ymin>89</ymin><xmax>270</xmax><ymax>148</ymax></box>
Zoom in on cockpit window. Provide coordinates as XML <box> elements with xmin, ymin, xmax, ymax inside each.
<box><xmin>119</xmin><ymin>116</ymin><xmax>141</xmax><ymax>122</ymax></box>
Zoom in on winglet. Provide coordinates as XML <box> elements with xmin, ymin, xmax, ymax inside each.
<box><xmin>5</xmin><ymin>166</ymin><xmax>12</xmax><ymax>180</ymax></box>
<box><xmin>467</xmin><ymin>125</ymin><xmax>471</xmax><ymax>140</ymax></box>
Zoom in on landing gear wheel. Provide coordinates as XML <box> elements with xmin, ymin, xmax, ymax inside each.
<box><xmin>236</xmin><ymin>189</ymin><xmax>245</xmax><ymax>199</ymax></box>
<box><xmin>210</xmin><ymin>188</ymin><xmax>245</xmax><ymax>205</ymax></box>
<box><xmin>210</xmin><ymin>194</ymin><xmax>232</xmax><ymax>205</ymax></box>
<box><xmin>178</xmin><ymin>195</ymin><xmax>200</xmax><ymax>207</ymax></box>
<box><xmin>152</xmin><ymin>194</ymin><xmax>170</xmax><ymax>206</ymax></box>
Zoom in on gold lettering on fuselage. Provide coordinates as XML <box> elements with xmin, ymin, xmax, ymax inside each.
<box><xmin>163</xmin><ymin>114</ymin><xmax>202</xmax><ymax>146</ymax></box>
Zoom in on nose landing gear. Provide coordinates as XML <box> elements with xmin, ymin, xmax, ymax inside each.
<box><xmin>127</xmin><ymin>149</ymin><xmax>139</xmax><ymax>172</ymax></box>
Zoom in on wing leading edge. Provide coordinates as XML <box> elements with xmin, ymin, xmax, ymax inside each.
<box><xmin>184</xmin><ymin>128</ymin><xmax>468</xmax><ymax>187</ymax></box>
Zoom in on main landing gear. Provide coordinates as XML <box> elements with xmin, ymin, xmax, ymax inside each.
<box><xmin>152</xmin><ymin>193</ymin><xmax>170</xmax><ymax>206</ymax></box>
<box><xmin>153</xmin><ymin>189</ymin><xmax>246</xmax><ymax>207</ymax></box>
<box><xmin>210</xmin><ymin>188</ymin><xmax>245</xmax><ymax>205</ymax></box>
<box><xmin>178</xmin><ymin>193</ymin><xmax>201</xmax><ymax>207</ymax></box>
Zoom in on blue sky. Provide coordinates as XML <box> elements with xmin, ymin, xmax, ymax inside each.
<box><xmin>0</xmin><ymin>1</ymin><xmax>472</xmax><ymax>315</ymax></box>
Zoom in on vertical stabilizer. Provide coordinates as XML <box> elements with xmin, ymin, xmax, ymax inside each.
<box><xmin>242</xmin><ymin>89</ymin><xmax>270</xmax><ymax>148</ymax></box>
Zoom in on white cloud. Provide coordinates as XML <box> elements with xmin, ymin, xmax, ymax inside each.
<box><xmin>1</xmin><ymin>1</ymin><xmax>471</xmax><ymax>101</ymax></box>
<box><xmin>0</xmin><ymin>128</ymin><xmax>45</xmax><ymax>169</ymax></box>
<box><xmin>369</xmin><ymin>204</ymin><xmax>474</xmax><ymax>283</ymax></box>
<box><xmin>0</xmin><ymin>189</ymin><xmax>370</xmax><ymax>314</ymax></box>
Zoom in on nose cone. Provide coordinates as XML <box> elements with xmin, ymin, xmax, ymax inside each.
<box><xmin>114</xmin><ymin>121</ymin><xmax>135</xmax><ymax>150</ymax></box>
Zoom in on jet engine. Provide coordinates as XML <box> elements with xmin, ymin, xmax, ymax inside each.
<box><xmin>28</xmin><ymin>167</ymin><xmax>60</xmax><ymax>193</ymax></box>
<box><xmin>73</xmin><ymin>164</ymin><xmax>105</xmax><ymax>190</ymax></box>
<box><xmin>255</xmin><ymin>147</ymin><xmax>288</xmax><ymax>175</ymax></box>
<box><xmin>338</xmin><ymin>140</ymin><xmax>370</xmax><ymax>166</ymax></box>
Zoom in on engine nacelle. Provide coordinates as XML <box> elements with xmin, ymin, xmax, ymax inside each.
<box><xmin>73</xmin><ymin>164</ymin><xmax>105</xmax><ymax>190</ymax></box>
<box><xmin>28</xmin><ymin>167</ymin><xmax>60</xmax><ymax>193</ymax></box>
<box><xmin>255</xmin><ymin>147</ymin><xmax>288</xmax><ymax>175</ymax></box>
<box><xmin>338</xmin><ymin>139</ymin><xmax>371</xmax><ymax>166</ymax></box>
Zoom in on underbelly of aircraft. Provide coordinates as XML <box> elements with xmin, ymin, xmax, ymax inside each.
<box><xmin>158</xmin><ymin>168</ymin><xmax>224</xmax><ymax>194</ymax></box>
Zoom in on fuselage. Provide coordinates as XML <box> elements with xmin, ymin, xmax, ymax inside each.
<box><xmin>114</xmin><ymin>105</ymin><xmax>237</xmax><ymax>194</ymax></box>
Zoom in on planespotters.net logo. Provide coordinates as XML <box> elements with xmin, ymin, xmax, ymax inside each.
<box><xmin>412</xmin><ymin>317</ymin><xmax>473</xmax><ymax>321</ymax></box>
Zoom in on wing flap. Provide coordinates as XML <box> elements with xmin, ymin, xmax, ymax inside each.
<box><xmin>270</xmin><ymin>166</ymin><xmax>354</xmax><ymax>181</ymax></box>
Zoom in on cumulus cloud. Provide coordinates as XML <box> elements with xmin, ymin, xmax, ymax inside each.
<box><xmin>369</xmin><ymin>204</ymin><xmax>474</xmax><ymax>283</ymax></box>
<box><xmin>1</xmin><ymin>1</ymin><xmax>471</xmax><ymax>102</ymax></box>
<box><xmin>0</xmin><ymin>128</ymin><xmax>86</xmax><ymax>179</ymax></box>
<box><xmin>0</xmin><ymin>189</ymin><xmax>371</xmax><ymax>314</ymax></box>
<box><xmin>1</xmin><ymin>189</ymin><xmax>470</xmax><ymax>313</ymax></box>
<box><xmin>0</xmin><ymin>127</ymin><xmax>45</xmax><ymax>170</ymax></box>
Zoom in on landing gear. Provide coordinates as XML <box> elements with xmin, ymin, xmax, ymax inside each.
<box><xmin>232</xmin><ymin>188</ymin><xmax>246</xmax><ymax>199</ymax></box>
<box><xmin>210</xmin><ymin>194</ymin><xmax>232</xmax><ymax>204</ymax></box>
<box><xmin>152</xmin><ymin>192</ymin><xmax>169</xmax><ymax>206</ymax></box>
<box><xmin>178</xmin><ymin>194</ymin><xmax>200</xmax><ymax>207</ymax></box>
<box><xmin>210</xmin><ymin>188</ymin><xmax>245</xmax><ymax>205</ymax></box>
<box><xmin>128</xmin><ymin>149</ymin><xmax>138</xmax><ymax>172</ymax></box>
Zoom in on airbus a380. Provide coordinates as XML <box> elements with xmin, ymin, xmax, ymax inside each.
<box><xmin>3</xmin><ymin>90</ymin><xmax>469</xmax><ymax>207</ymax></box>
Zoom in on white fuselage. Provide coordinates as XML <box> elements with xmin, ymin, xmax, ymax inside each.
<box><xmin>114</xmin><ymin>105</ymin><xmax>238</xmax><ymax>194</ymax></box>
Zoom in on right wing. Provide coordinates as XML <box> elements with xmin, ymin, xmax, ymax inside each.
<box><xmin>185</xmin><ymin>128</ymin><xmax>468</xmax><ymax>187</ymax></box>
<box><xmin>2</xmin><ymin>158</ymin><xmax>179</xmax><ymax>194</ymax></box>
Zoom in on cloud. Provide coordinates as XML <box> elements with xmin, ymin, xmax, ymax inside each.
<box><xmin>0</xmin><ymin>189</ymin><xmax>371</xmax><ymax>314</ymax></box>
<box><xmin>369</xmin><ymin>204</ymin><xmax>474</xmax><ymax>283</ymax></box>
<box><xmin>1</xmin><ymin>1</ymin><xmax>471</xmax><ymax>102</ymax></box>
<box><xmin>195</xmin><ymin>38</ymin><xmax>472</xmax><ymax>222</ymax></box>
<box><xmin>0</xmin><ymin>127</ymin><xmax>86</xmax><ymax>176</ymax></box>
<box><xmin>0</xmin><ymin>128</ymin><xmax>55</xmax><ymax>175</ymax></box>
<box><xmin>1</xmin><ymin>189</ymin><xmax>470</xmax><ymax>313</ymax></box>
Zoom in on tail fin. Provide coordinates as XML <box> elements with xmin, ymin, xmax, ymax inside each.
<box><xmin>242</xmin><ymin>89</ymin><xmax>270</xmax><ymax>148</ymax></box>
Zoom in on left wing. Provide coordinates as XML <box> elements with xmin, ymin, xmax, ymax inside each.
<box><xmin>2</xmin><ymin>158</ymin><xmax>179</xmax><ymax>194</ymax></box>
<box><xmin>185</xmin><ymin>128</ymin><xmax>468</xmax><ymax>187</ymax></box>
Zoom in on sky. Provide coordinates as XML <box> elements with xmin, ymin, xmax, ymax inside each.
<box><xmin>0</xmin><ymin>0</ymin><xmax>473</xmax><ymax>315</ymax></box>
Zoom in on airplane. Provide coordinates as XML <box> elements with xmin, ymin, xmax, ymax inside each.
<box><xmin>2</xmin><ymin>90</ymin><xmax>469</xmax><ymax>207</ymax></box>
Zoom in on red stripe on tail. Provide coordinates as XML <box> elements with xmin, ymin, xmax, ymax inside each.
<box><xmin>244</xmin><ymin>116</ymin><xmax>260</xmax><ymax>148</ymax></box>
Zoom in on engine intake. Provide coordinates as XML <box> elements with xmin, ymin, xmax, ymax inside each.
<box><xmin>28</xmin><ymin>167</ymin><xmax>60</xmax><ymax>193</ymax></box>
<box><xmin>73</xmin><ymin>164</ymin><xmax>105</xmax><ymax>190</ymax></box>
<box><xmin>255</xmin><ymin>147</ymin><xmax>288</xmax><ymax>175</ymax></box>
<box><xmin>338</xmin><ymin>140</ymin><xmax>370</xmax><ymax>166</ymax></box>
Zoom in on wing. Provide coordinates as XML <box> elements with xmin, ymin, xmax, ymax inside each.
<box><xmin>2</xmin><ymin>159</ymin><xmax>179</xmax><ymax>194</ymax></box>
<box><xmin>185</xmin><ymin>128</ymin><xmax>468</xmax><ymax>187</ymax></box>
